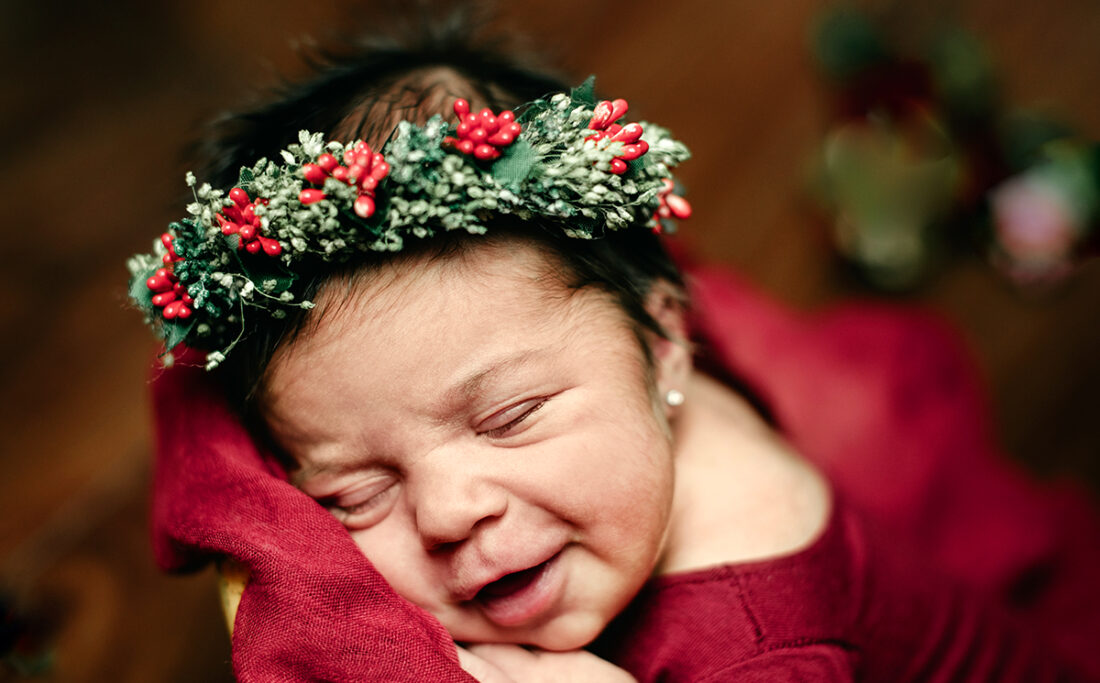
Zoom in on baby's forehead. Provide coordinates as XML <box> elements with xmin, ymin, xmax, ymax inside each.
<box><xmin>260</xmin><ymin>237</ymin><xmax>641</xmax><ymax>433</ymax></box>
<box><xmin>294</xmin><ymin>236</ymin><xmax>586</xmax><ymax>347</ymax></box>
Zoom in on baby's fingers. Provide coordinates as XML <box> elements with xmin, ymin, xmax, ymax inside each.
<box><xmin>456</xmin><ymin>645</ymin><xmax>516</xmax><ymax>683</ymax></box>
<box><xmin>464</xmin><ymin>644</ymin><xmax>637</xmax><ymax>682</ymax></box>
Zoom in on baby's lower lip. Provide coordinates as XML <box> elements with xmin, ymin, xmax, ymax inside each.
<box><xmin>474</xmin><ymin>553</ymin><xmax>562</xmax><ymax>627</ymax></box>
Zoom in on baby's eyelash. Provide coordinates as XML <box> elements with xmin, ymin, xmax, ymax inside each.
<box><xmin>338</xmin><ymin>495</ymin><xmax>384</xmax><ymax>515</ymax></box>
<box><xmin>323</xmin><ymin>482</ymin><xmax>397</xmax><ymax>527</ymax></box>
<box><xmin>482</xmin><ymin>398</ymin><xmax>547</xmax><ymax>438</ymax></box>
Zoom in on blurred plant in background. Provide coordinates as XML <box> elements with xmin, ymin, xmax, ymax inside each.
<box><xmin>1</xmin><ymin>592</ymin><xmax>56</xmax><ymax>677</ymax></box>
<box><xmin>811</xmin><ymin>6</ymin><xmax>1100</xmax><ymax>291</ymax></box>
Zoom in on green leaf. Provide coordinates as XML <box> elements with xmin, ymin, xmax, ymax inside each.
<box><xmin>263</xmin><ymin>274</ymin><xmax>296</xmax><ymax>295</ymax></box>
<box><xmin>128</xmin><ymin>267</ymin><xmax>156</xmax><ymax>309</ymax></box>
<box><xmin>273</xmin><ymin>276</ymin><xmax>295</xmax><ymax>295</ymax></box>
<box><xmin>172</xmin><ymin>218</ymin><xmax>202</xmax><ymax>238</ymax></box>
<box><xmin>491</xmin><ymin>138</ymin><xmax>537</xmax><ymax>190</ymax></box>
<box><xmin>164</xmin><ymin>318</ymin><xmax>195</xmax><ymax>350</ymax></box>
<box><xmin>516</xmin><ymin>97</ymin><xmax>549</xmax><ymax>124</ymax></box>
<box><xmin>237</xmin><ymin>166</ymin><xmax>255</xmax><ymax>188</ymax></box>
<box><xmin>570</xmin><ymin>215</ymin><xmax>602</xmax><ymax>236</ymax></box>
<box><xmin>237</xmin><ymin>250</ymin><xmax>298</xmax><ymax>295</ymax></box>
<box><xmin>166</xmin><ymin>220</ymin><xmax>201</xmax><ymax>258</ymax></box>
<box><xmin>338</xmin><ymin>206</ymin><xmax>384</xmax><ymax>238</ymax></box>
<box><xmin>570</xmin><ymin>76</ymin><xmax>597</xmax><ymax>107</ymax></box>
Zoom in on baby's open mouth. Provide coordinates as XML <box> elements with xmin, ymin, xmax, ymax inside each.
<box><xmin>472</xmin><ymin>554</ymin><xmax>561</xmax><ymax>627</ymax></box>
<box><xmin>476</xmin><ymin>560</ymin><xmax>550</xmax><ymax>601</ymax></box>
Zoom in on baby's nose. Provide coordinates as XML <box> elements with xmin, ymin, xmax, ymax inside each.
<box><xmin>411</xmin><ymin>457</ymin><xmax>508</xmax><ymax>551</ymax></box>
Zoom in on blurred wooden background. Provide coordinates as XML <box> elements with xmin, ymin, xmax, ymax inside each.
<box><xmin>1</xmin><ymin>0</ymin><xmax>1097</xmax><ymax>679</ymax></box>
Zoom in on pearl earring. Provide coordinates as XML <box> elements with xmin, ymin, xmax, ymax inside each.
<box><xmin>664</xmin><ymin>389</ymin><xmax>685</xmax><ymax>407</ymax></box>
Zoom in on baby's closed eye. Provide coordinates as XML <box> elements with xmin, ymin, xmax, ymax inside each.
<box><xmin>476</xmin><ymin>397</ymin><xmax>549</xmax><ymax>439</ymax></box>
<box><xmin>322</xmin><ymin>475</ymin><xmax>400</xmax><ymax>528</ymax></box>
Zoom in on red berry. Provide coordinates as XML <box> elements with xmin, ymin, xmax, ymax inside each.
<box><xmin>317</xmin><ymin>153</ymin><xmax>338</xmax><ymax>172</ymax></box>
<box><xmin>222</xmin><ymin>205</ymin><xmax>244</xmax><ymax>224</ymax></box>
<box><xmin>609</xmin><ymin>99</ymin><xmax>629</xmax><ymax>120</ymax></box>
<box><xmin>487</xmin><ymin>130</ymin><xmax>515</xmax><ymax>146</ymax></box>
<box><xmin>299</xmin><ymin>189</ymin><xmax>326</xmax><ymax>205</ymax></box>
<box><xmin>479</xmin><ymin>109</ymin><xmax>498</xmax><ymax>132</ymax></box>
<box><xmin>590</xmin><ymin>99</ymin><xmax>629</xmax><ymax>130</ymax></box>
<box><xmin>612</xmin><ymin>123</ymin><xmax>643</xmax><ymax>144</ymax></box>
<box><xmin>147</xmin><ymin>269</ymin><xmax>171</xmax><ymax>291</ymax></box>
<box><xmin>590</xmin><ymin>101</ymin><xmax>613</xmax><ymax>129</ymax></box>
<box><xmin>302</xmin><ymin>163</ymin><xmax>328</xmax><ymax>184</ymax></box>
<box><xmin>259</xmin><ymin>236</ymin><xmax>282</xmax><ymax>256</ymax></box>
<box><xmin>474</xmin><ymin>144</ymin><xmax>500</xmax><ymax>160</ymax></box>
<box><xmin>152</xmin><ymin>291</ymin><xmax>177</xmax><ymax>306</ymax></box>
<box><xmin>354</xmin><ymin>194</ymin><xmax>376</xmax><ymax>218</ymax></box>
<box><xmin>163</xmin><ymin>300</ymin><xmax>182</xmax><ymax>319</ymax></box>
<box><xmin>664</xmin><ymin>194</ymin><xmax>692</xmax><ymax>219</ymax></box>
<box><xmin>620</xmin><ymin>140</ymin><xmax>649</xmax><ymax>161</ymax></box>
<box><xmin>229</xmin><ymin>188</ymin><xmax>250</xmax><ymax>207</ymax></box>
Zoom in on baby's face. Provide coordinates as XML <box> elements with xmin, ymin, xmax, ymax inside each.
<box><xmin>263</xmin><ymin>241</ymin><xmax>676</xmax><ymax>650</ymax></box>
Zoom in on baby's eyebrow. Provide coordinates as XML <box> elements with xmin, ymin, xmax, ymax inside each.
<box><xmin>291</xmin><ymin>460</ymin><xmax>359</xmax><ymax>489</ymax></box>
<box><xmin>442</xmin><ymin>349</ymin><xmax>543</xmax><ymax>410</ymax></box>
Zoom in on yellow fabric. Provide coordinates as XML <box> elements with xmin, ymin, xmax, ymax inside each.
<box><xmin>217</xmin><ymin>559</ymin><xmax>249</xmax><ymax>637</ymax></box>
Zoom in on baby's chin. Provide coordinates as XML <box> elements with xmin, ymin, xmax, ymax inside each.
<box><xmin>454</xmin><ymin>610</ymin><xmax>610</xmax><ymax>652</ymax></box>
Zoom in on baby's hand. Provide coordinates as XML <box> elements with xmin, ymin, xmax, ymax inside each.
<box><xmin>457</xmin><ymin>644</ymin><xmax>636</xmax><ymax>682</ymax></box>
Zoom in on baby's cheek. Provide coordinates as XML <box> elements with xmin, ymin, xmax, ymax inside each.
<box><xmin>574</xmin><ymin>438</ymin><xmax>671</xmax><ymax>517</ymax></box>
<box><xmin>349</xmin><ymin>515</ymin><xmax>433</xmax><ymax>598</ymax></box>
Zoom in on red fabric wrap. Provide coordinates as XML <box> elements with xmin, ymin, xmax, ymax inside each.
<box><xmin>151</xmin><ymin>358</ymin><xmax>471</xmax><ymax>681</ymax></box>
<box><xmin>150</xmin><ymin>267</ymin><xmax>1100</xmax><ymax>681</ymax></box>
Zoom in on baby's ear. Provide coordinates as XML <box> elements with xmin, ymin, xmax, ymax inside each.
<box><xmin>643</xmin><ymin>280</ymin><xmax>692</xmax><ymax>411</ymax></box>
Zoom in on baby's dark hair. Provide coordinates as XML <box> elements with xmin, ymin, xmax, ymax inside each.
<box><xmin>200</xmin><ymin>10</ymin><xmax>686</xmax><ymax>416</ymax></box>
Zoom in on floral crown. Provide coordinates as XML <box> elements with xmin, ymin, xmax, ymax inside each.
<box><xmin>127</xmin><ymin>78</ymin><xmax>692</xmax><ymax>370</ymax></box>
